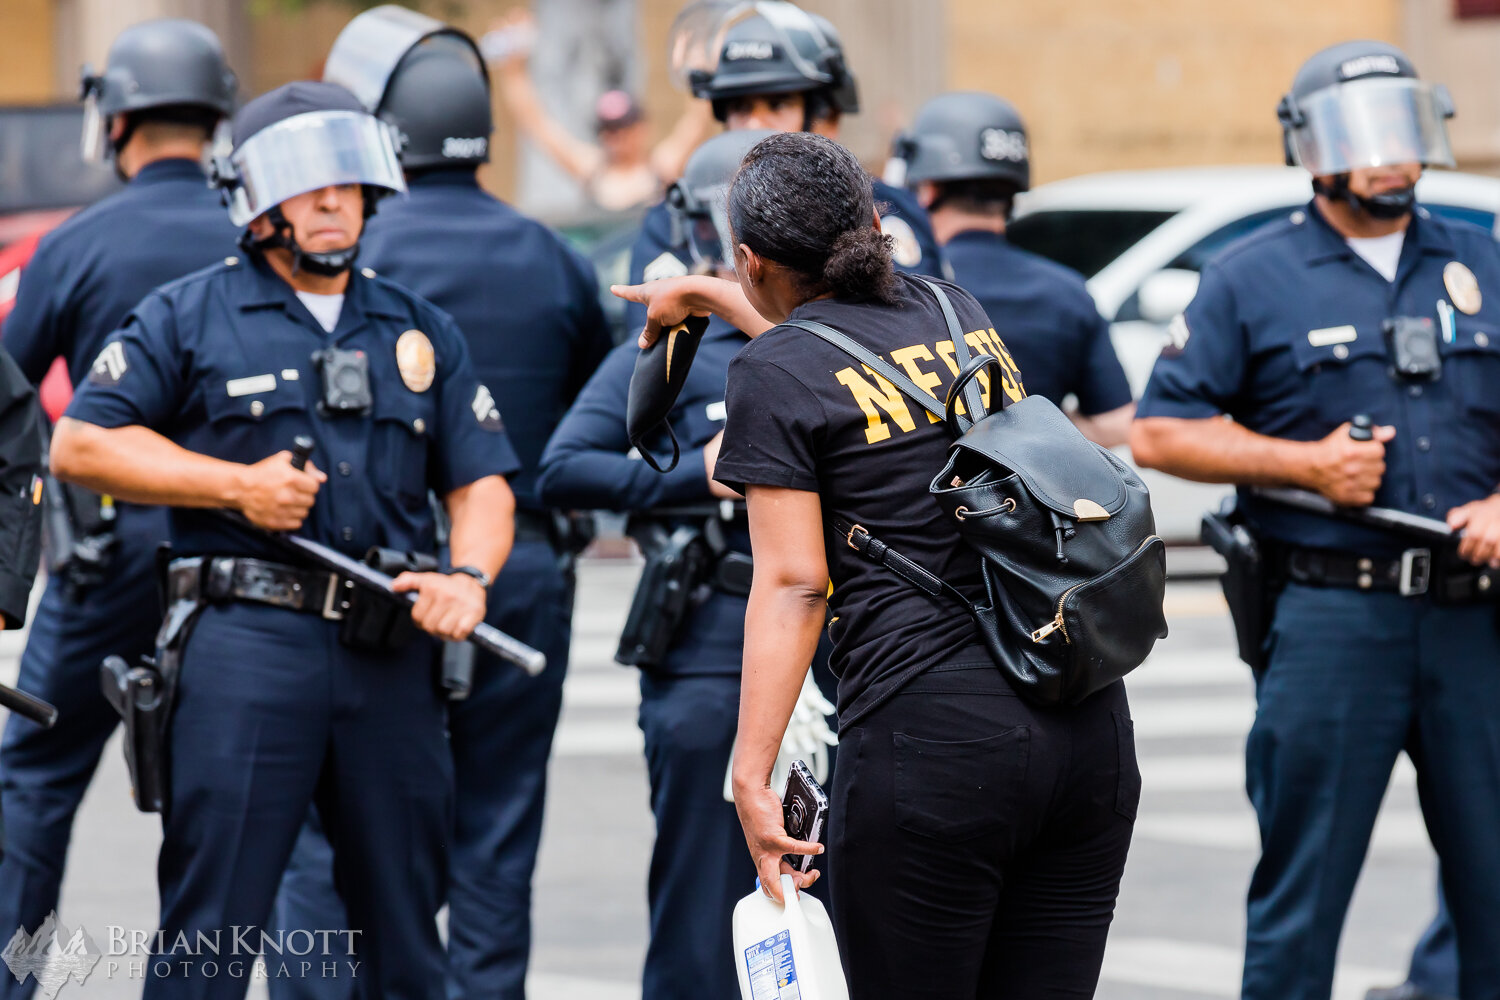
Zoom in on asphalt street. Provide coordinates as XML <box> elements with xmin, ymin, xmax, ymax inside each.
<box><xmin>0</xmin><ymin>556</ymin><xmax>1438</xmax><ymax>999</ymax></box>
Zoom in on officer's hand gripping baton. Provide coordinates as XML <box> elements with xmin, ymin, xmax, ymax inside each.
<box><xmin>625</xmin><ymin>315</ymin><xmax>711</xmax><ymax>473</ymax></box>
<box><xmin>1251</xmin><ymin>415</ymin><xmax>1461</xmax><ymax>544</ymax></box>
<box><xmin>217</xmin><ymin>438</ymin><xmax>545</xmax><ymax>675</ymax></box>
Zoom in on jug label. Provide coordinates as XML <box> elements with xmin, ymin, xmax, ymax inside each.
<box><xmin>744</xmin><ymin>929</ymin><xmax>801</xmax><ymax>1000</ymax></box>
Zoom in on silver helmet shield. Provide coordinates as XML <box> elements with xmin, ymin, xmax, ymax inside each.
<box><xmin>222</xmin><ymin>109</ymin><xmax>406</xmax><ymax>226</ymax></box>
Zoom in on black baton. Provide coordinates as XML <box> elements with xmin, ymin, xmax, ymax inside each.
<box><xmin>222</xmin><ymin>437</ymin><xmax>546</xmax><ymax>675</ymax></box>
<box><xmin>0</xmin><ymin>684</ymin><xmax>58</xmax><ymax>728</ymax></box>
<box><xmin>1251</xmin><ymin>415</ymin><xmax>1460</xmax><ymax>544</ymax></box>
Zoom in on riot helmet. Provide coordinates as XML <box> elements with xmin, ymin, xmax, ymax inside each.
<box><xmin>212</xmin><ymin>81</ymin><xmax>406</xmax><ymax>276</ymax></box>
<box><xmin>685</xmin><ymin>2</ymin><xmax>855</xmax><ymax>127</ymax></box>
<box><xmin>324</xmin><ymin>4</ymin><xmax>492</xmax><ymax>169</ymax></box>
<box><xmin>666</xmin><ymin>128</ymin><xmax>775</xmax><ymax>271</ymax></box>
<box><xmin>1278</xmin><ymin>40</ymin><xmax>1454</xmax><ymax>218</ymax></box>
<box><xmin>79</xmin><ymin>18</ymin><xmax>237</xmax><ymax>165</ymax></box>
<box><xmin>896</xmin><ymin>91</ymin><xmax>1029</xmax><ymax>191</ymax></box>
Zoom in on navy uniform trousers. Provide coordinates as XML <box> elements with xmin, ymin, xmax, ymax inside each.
<box><xmin>1243</xmin><ymin>584</ymin><xmax>1500</xmax><ymax>1000</ymax></box>
<box><xmin>0</xmin><ymin>504</ymin><xmax>165</xmax><ymax>999</ymax></box>
<box><xmin>271</xmin><ymin>538</ymin><xmax>573</xmax><ymax>1000</ymax></box>
<box><xmin>1406</xmin><ymin>887</ymin><xmax>1457</xmax><ymax>997</ymax></box>
<box><xmin>637</xmin><ymin>669</ymin><xmax>757</xmax><ymax>1000</ymax></box>
<box><xmin>147</xmin><ymin>602</ymin><xmax>450</xmax><ymax>1000</ymax></box>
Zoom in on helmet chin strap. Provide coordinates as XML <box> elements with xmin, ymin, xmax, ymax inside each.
<box><xmin>241</xmin><ymin>204</ymin><xmax>359</xmax><ymax>277</ymax></box>
<box><xmin>1314</xmin><ymin>174</ymin><xmax>1416</xmax><ymax>222</ymax></box>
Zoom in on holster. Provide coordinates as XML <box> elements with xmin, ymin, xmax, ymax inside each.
<box><xmin>43</xmin><ymin>476</ymin><xmax>117</xmax><ymax>601</ymax></box>
<box><xmin>339</xmin><ymin>547</ymin><xmax>438</xmax><ymax>652</ymax></box>
<box><xmin>616</xmin><ymin>523</ymin><xmax>712</xmax><ymax>668</ymax></box>
<box><xmin>99</xmin><ymin>578</ymin><xmax>204</xmax><ymax>814</ymax></box>
<box><xmin>1201</xmin><ymin>497</ymin><xmax>1281</xmax><ymax>671</ymax></box>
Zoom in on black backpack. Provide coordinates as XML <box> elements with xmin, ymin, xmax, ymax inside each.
<box><xmin>785</xmin><ymin>279</ymin><xmax>1167</xmax><ymax>707</ymax></box>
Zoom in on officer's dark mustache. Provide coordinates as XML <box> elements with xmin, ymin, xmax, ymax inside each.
<box><xmin>1315</xmin><ymin>174</ymin><xmax>1416</xmax><ymax>220</ymax></box>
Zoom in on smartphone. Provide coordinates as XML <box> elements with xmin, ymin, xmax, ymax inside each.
<box><xmin>781</xmin><ymin>759</ymin><xmax>830</xmax><ymax>874</ymax></box>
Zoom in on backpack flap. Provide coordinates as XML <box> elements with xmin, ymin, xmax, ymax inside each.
<box><xmin>948</xmin><ymin>396</ymin><xmax>1126</xmax><ymax>521</ymax></box>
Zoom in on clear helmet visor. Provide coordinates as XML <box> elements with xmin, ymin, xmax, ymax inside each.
<box><xmin>669</xmin><ymin>180</ymin><xmax>735</xmax><ymax>273</ymax></box>
<box><xmin>80</xmin><ymin>91</ymin><xmax>110</xmax><ymax>165</ymax></box>
<box><xmin>1287</xmin><ymin>77</ymin><xmax>1455</xmax><ymax>175</ymax></box>
<box><xmin>676</xmin><ymin>0</ymin><xmax>833</xmax><ymax>89</ymax></box>
<box><xmin>225</xmin><ymin>110</ymin><xmax>406</xmax><ymax>226</ymax></box>
<box><xmin>667</xmin><ymin>0</ymin><xmax>740</xmax><ymax>91</ymax></box>
<box><xmin>323</xmin><ymin>4</ymin><xmax>446</xmax><ymax>111</ymax></box>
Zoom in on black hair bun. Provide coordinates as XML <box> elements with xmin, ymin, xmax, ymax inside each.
<box><xmin>822</xmin><ymin>226</ymin><xmax>895</xmax><ymax>303</ymax></box>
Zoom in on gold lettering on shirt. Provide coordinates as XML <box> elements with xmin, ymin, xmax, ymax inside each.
<box><xmin>981</xmin><ymin>329</ymin><xmax>1026</xmax><ymax>403</ymax></box>
<box><xmin>889</xmin><ymin>344</ymin><xmax>944</xmax><ymax>424</ymax></box>
<box><xmin>834</xmin><ymin>329</ymin><xmax>1028</xmax><ymax>446</ymax></box>
<box><xmin>835</xmin><ymin>364</ymin><xmax>917</xmax><ymax>444</ymax></box>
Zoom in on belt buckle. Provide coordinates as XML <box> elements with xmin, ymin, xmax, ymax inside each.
<box><xmin>1399</xmin><ymin>548</ymin><xmax>1431</xmax><ymax>597</ymax></box>
<box><xmin>320</xmin><ymin>574</ymin><xmax>346</xmax><ymax>621</ymax></box>
<box><xmin>845</xmin><ymin>524</ymin><xmax>869</xmax><ymax>550</ymax></box>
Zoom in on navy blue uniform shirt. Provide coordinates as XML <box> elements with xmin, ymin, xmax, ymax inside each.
<box><xmin>360</xmin><ymin>170</ymin><xmax>611</xmax><ymax>510</ymax></box>
<box><xmin>1137</xmin><ymin>201</ymin><xmax>1500</xmax><ymax>553</ymax></box>
<box><xmin>621</xmin><ymin>177</ymin><xmax>942</xmax><ymax>338</ymax></box>
<box><xmin>944</xmin><ymin>229</ymin><xmax>1131</xmax><ymax>414</ymax></box>
<box><xmin>2</xmin><ymin>158</ymin><xmax>238</xmax><ymax>385</ymax></box>
<box><xmin>65</xmin><ymin>253</ymin><xmax>520</xmax><ymax>560</ymax></box>
<box><xmin>537</xmin><ymin>318</ymin><xmax>750</xmax><ymax>676</ymax></box>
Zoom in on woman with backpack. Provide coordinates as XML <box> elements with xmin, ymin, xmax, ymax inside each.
<box><xmin>614</xmin><ymin>130</ymin><xmax>1149</xmax><ymax>998</ymax></box>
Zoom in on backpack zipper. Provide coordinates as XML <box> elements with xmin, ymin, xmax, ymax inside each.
<box><xmin>1029</xmin><ymin>535</ymin><xmax>1162</xmax><ymax>645</ymax></box>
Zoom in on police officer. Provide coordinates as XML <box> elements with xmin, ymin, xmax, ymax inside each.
<box><xmin>625</xmin><ymin>0</ymin><xmax>940</xmax><ymax>338</ymax></box>
<box><xmin>537</xmin><ymin>129</ymin><xmax>772</xmax><ymax>1000</ymax></box>
<box><xmin>896</xmin><ymin>91</ymin><xmax>1135</xmax><ymax>446</ymax></box>
<box><xmin>0</xmin><ymin>349</ymin><xmax>44</xmax><ymax>633</ymax></box>
<box><xmin>1131</xmin><ymin>41</ymin><xmax>1500</xmax><ymax>1000</ymax></box>
<box><xmin>0</xmin><ymin>21</ymin><xmax>238</xmax><ymax>988</ymax></box>
<box><xmin>265</xmin><ymin>11</ymin><xmax>612</xmax><ymax>999</ymax></box>
<box><xmin>51</xmin><ymin>81</ymin><xmax>520</xmax><ymax>999</ymax></box>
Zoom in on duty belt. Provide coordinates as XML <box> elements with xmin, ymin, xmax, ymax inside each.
<box><xmin>1280</xmin><ymin>545</ymin><xmax>1497</xmax><ymax>601</ymax></box>
<box><xmin>168</xmin><ymin>556</ymin><xmax>354</xmax><ymax>621</ymax></box>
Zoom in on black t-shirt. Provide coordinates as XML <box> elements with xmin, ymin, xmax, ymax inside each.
<box><xmin>715</xmin><ymin>273</ymin><xmax>1027</xmax><ymax>725</ymax></box>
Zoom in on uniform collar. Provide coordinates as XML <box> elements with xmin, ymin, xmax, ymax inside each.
<box><xmin>407</xmin><ymin>168</ymin><xmax>482</xmax><ymax>190</ymax></box>
<box><xmin>943</xmin><ymin>228</ymin><xmax>1010</xmax><ymax>250</ymax></box>
<box><xmin>1300</xmin><ymin>198</ymin><xmax>1455</xmax><ymax>267</ymax></box>
<box><xmin>234</xmin><ymin>251</ymin><xmax>408</xmax><ymax>336</ymax></box>
<box><xmin>129</xmin><ymin>158</ymin><xmax>210</xmax><ymax>187</ymax></box>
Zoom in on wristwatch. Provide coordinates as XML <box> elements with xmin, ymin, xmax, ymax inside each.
<box><xmin>447</xmin><ymin>565</ymin><xmax>492</xmax><ymax>589</ymax></box>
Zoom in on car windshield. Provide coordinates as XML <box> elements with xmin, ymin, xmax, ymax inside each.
<box><xmin>0</xmin><ymin>105</ymin><xmax>120</xmax><ymax>214</ymax></box>
<box><xmin>1007</xmin><ymin>208</ymin><xmax>1176</xmax><ymax>278</ymax></box>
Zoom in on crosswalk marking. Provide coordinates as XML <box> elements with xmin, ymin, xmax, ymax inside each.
<box><xmin>1100</xmin><ymin>938</ymin><xmax>1399</xmax><ymax>1000</ymax></box>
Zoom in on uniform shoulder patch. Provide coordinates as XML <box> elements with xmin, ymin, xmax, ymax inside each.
<box><xmin>880</xmin><ymin>216</ymin><xmax>923</xmax><ymax>269</ymax></box>
<box><xmin>88</xmin><ymin>342</ymin><xmax>128</xmax><ymax>386</ymax></box>
<box><xmin>643</xmin><ymin>251</ymin><xmax>689</xmax><ymax>283</ymax></box>
<box><xmin>472</xmin><ymin>385</ymin><xmax>504</xmax><ymax>432</ymax></box>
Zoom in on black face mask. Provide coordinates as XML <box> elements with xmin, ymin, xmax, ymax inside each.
<box><xmin>240</xmin><ymin>204</ymin><xmax>360</xmax><ymax>277</ymax></box>
<box><xmin>1315</xmin><ymin>174</ymin><xmax>1416</xmax><ymax>221</ymax></box>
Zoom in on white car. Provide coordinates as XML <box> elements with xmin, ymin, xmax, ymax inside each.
<box><xmin>1007</xmin><ymin>165</ymin><xmax>1500</xmax><ymax>542</ymax></box>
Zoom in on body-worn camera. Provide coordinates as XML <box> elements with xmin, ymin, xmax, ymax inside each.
<box><xmin>313</xmin><ymin>348</ymin><xmax>373</xmax><ymax>415</ymax></box>
<box><xmin>1383</xmin><ymin>316</ymin><xmax>1442</xmax><ymax>381</ymax></box>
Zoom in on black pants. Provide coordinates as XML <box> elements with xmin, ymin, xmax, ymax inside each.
<box><xmin>828</xmin><ymin>658</ymin><xmax>1138</xmax><ymax>999</ymax></box>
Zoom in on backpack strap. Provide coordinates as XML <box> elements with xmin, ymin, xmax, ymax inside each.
<box><xmin>783</xmin><ymin>280</ymin><xmax>993</xmax><ymax>432</ymax></box>
<box><xmin>917</xmin><ymin>277</ymin><xmax>989</xmax><ymax>432</ymax></box>
<box><xmin>782</xmin><ymin>318</ymin><xmax>946</xmax><ymax>422</ymax></box>
<box><xmin>830</xmin><ymin>517</ymin><xmax>975</xmax><ymax>612</ymax></box>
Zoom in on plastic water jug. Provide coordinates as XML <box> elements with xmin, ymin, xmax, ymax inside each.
<box><xmin>733</xmin><ymin>874</ymin><xmax>849</xmax><ymax>1000</ymax></box>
